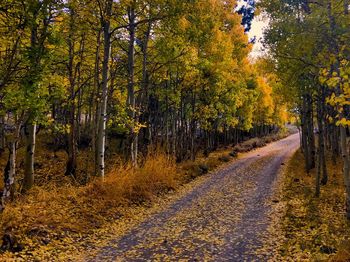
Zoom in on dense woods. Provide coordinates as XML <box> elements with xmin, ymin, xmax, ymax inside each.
<box><xmin>259</xmin><ymin>0</ymin><xmax>350</xmax><ymax>217</ymax></box>
<box><xmin>7</xmin><ymin>0</ymin><xmax>350</xmax><ymax>260</ymax></box>
<box><xmin>0</xmin><ymin>0</ymin><xmax>288</xmax><ymax>208</ymax></box>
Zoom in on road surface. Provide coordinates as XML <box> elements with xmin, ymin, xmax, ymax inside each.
<box><xmin>91</xmin><ymin>134</ymin><xmax>300</xmax><ymax>261</ymax></box>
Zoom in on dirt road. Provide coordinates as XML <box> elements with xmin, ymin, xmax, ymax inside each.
<box><xmin>91</xmin><ymin>134</ymin><xmax>300</xmax><ymax>261</ymax></box>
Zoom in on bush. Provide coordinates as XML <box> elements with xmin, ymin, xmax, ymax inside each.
<box><xmin>233</xmin><ymin>131</ymin><xmax>287</xmax><ymax>153</ymax></box>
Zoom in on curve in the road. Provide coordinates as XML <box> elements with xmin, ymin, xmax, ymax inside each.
<box><xmin>91</xmin><ymin>134</ymin><xmax>300</xmax><ymax>262</ymax></box>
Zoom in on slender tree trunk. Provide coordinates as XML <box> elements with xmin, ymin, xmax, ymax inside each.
<box><xmin>298</xmin><ymin>126</ymin><xmax>303</xmax><ymax>152</ymax></box>
<box><xmin>65</xmin><ymin>8</ymin><xmax>78</xmax><ymax>178</ymax></box>
<box><xmin>96</xmin><ymin>0</ymin><xmax>112</xmax><ymax>177</ymax></box>
<box><xmin>23</xmin><ymin>124</ymin><xmax>36</xmax><ymax>192</ymax></box>
<box><xmin>65</xmin><ymin>102</ymin><xmax>77</xmax><ymax>177</ymax></box>
<box><xmin>92</xmin><ymin>30</ymin><xmax>101</xmax><ymax>171</ymax></box>
<box><xmin>1</xmin><ymin>142</ymin><xmax>16</xmax><ymax>211</ymax></box>
<box><xmin>320</xmin><ymin>86</ymin><xmax>328</xmax><ymax>185</ymax></box>
<box><xmin>77</xmin><ymin>87</ymin><xmax>83</xmax><ymax>143</ymax></box>
<box><xmin>76</xmin><ymin>36</ymin><xmax>85</xmax><ymax>144</ymax></box>
<box><xmin>331</xmin><ymin>124</ymin><xmax>339</xmax><ymax>164</ymax></box>
<box><xmin>302</xmin><ymin>96</ymin><xmax>310</xmax><ymax>171</ymax></box>
<box><xmin>316</xmin><ymin>88</ymin><xmax>327</xmax><ymax>196</ymax></box>
<box><xmin>0</xmin><ymin>116</ymin><xmax>5</xmax><ymax>154</ymax></box>
<box><xmin>127</xmin><ymin>5</ymin><xmax>137</xmax><ymax>166</ymax></box>
<box><xmin>165</xmin><ymin>87</ymin><xmax>169</xmax><ymax>153</ymax></box>
<box><xmin>340</xmin><ymin>126</ymin><xmax>350</xmax><ymax>218</ymax></box>
<box><xmin>139</xmin><ymin>17</ymin><xmax>152</xmax><ymax>156</ymax></box>
<box><xmin>309</xmin><ymin>99</ymin><xmax>316</xmax><ymax>169</ymax></box>
<box><xmin>1</xmin><ymin>121</ymin><xmax>21</xmax><ymax>211</ymax></box>
<box><xmin>306</xmin><ymin>93</ymin><xmax>315</xmax><ymax>171</ymax></box>
<box><xmin>345</xmin><ymin>0</ymin><xmax>349</xmax><ymax>15</ymax></box>
<box><xmin>172</xmin><ymin>109</ymin><xmax>176</xmax><ymax>156</ymax></box>
<box><xmin>190</xmin><ymin>92</ymin><xmax>196</xmax><ymax>161</ymax></box>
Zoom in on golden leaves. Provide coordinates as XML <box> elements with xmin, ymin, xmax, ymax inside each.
<box><xmin>267</xmin><ymin>150</ymin><xmax>350</xmax><ymax>261</ymax></box>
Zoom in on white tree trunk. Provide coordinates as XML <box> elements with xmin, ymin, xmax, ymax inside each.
<box><xmin>96</xmin><ymin>0</ymin><xmax>112</xmax><ymax>177</ymax></box>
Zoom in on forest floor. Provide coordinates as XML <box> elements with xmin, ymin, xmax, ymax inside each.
<box><xmin>266</xmin><ymin>149</ymin><xmax>350</xmax><ymax>261</ymax></box>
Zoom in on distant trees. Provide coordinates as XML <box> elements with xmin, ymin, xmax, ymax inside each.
<box><xmin>260</xmin><ymin>0</ymin><xmax>350</xmax><ymax>217</ymax></box>
<box><xmin>0</xmin><ymin>0</ymin><xmax>289</xmax><ymax>209</ymax></box>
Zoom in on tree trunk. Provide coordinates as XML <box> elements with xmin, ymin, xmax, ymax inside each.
<box><xmin>1</xmin><ymin>141</ymin><xmax>16</xmax><ymax>211</ymax></box>
<box><xmin>320</xmin><ymin>86</ymin><xmax>328</xmax><ymax>186</ymax></box>
<box><xmin>96</xmin><ymin>0</ymin><xmax>112</xmax><ymax>177</ymax></box>
<box><xmin>316</xmin><ymin>87</ymin><xmax>327</xmax><ymax>196</ymax></box>
<box><xmin>345</xmin><ymin>0</ymin><xmax>349</xmax><ymax>15</ymax></box>
<box><xmin>76</xmin><ymin>36</ymin><xmax>85</xmax><ymax>144</ymax></box>
<box><xmin>190</xmin><ymin>92</ymin><xmax>196</xmax><ymax>161</ymax></box>
<box><xmin>0</xmin><ymin>116</ymin><xmax>5</xmax><ymax>154</ymax></box>
<box><xmin>65</xmin><ymin>8</ymin><xmax>78</xmax><ymax>178</ymax></box>
<box><xmin>302</xmin><ymin>96</ymin><xmax>310</xmax><ymax>171</ymax></box>
<box><xmin>305</xmin><ymin>93</ymin><xmax>315</xmax><ymax>171</ymax></box>
<box><xmin>127</xmin><ymin>5</ymin><xmax>137</xmax><ymax>166</ymax></box>
<box><xmin>65</xmin><ymin>104</ymin><xmax>77</xmax><ymax>178</ymax></box>
<box><xmin>308</xmin><ymin>96</ymin><xmax>316</xmax><ymax>169</ymax></box>
<box><xmin>92</xmin><ymin>29</ymin><xmax>101</xmax><ymax>172</ymax></box>
<box><xmin>23</xmin><ymin>124</ymin><xmax>36</xmax><ymax>192</ymax></box>
<box><xmin>340</xmin><ymin>126</ymin><xmax>350</xmax><ymax>218</ymax></box>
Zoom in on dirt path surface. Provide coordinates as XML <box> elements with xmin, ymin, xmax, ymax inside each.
<box><xmin>90</xmin><ymin>134</ymin><xmax>300</xmax><ymax>261</ymax></box>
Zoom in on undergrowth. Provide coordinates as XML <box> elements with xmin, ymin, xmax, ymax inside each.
<box><xmin>0</xmin><ymin>153</ymin><xmax>178</xmax><ymax>258</ymax></box>
<box><xmin>280</xmin><ymin>150</ymin><xmax>350</xmax><ymax>261</ymax></box>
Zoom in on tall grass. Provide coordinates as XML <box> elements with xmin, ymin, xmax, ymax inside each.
<box><xmin>0</xmin><ymin>153</ymin><xmax>178</xmax><ymax>248</ymax></box>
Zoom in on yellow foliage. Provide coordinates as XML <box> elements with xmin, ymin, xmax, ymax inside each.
<box><xmin>336</xmin><ymin>118</ymin><xmax>350</xmax><ymax>127</ymax></box>
<box><xmin>178</xmin><ymin>16</ymin><xmax>190</xmax><ymax>30</ymax></box>
<box><xmin>254</xmin><ymin>76</ymin><xmax>274</xmax><ymax>124</ymax></box>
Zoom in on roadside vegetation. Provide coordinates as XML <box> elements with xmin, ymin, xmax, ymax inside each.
<box><xmin>259</xmin><ymin>0</ymin><xmax>350</xmax><ymax>209</ymax></box>
<box><xmin>274</xmin><ymin>150</ymin><xmax>350</xmax><ymax>261</ymax></box>
<box><xmin>259</xmin><ymin>1</ymin><xmax>350</xmax><ymax>256</ymax></box>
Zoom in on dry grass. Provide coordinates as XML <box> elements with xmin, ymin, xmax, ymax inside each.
<box><xmin>280</xmin><ymin>150</ymin><xmax>350</xmax><ymax>261</ymax></box>
<box><xmin>179</xmin><ymin>131</ymin><xmax>291</xmax><ymax>183</ymax></box>
<box><xmin>232</xmin><ymin>132</ymin><xmax>289</xmax><ymax>153</ymax></box>
<box><xmin>177</xmin><ymin>143</ymin><xmax>243</xmax><ymax>183</ymax></box>
<box><xmin>0</xmin><ymin>153</ymin><xmax>178</xmax><ymax>255</ymax></box>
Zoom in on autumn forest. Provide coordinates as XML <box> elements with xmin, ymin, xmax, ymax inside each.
<box><xmin>0</xmin><ymin>0</ymin><xmax>350</xmax><ymax>261</ymax></box>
